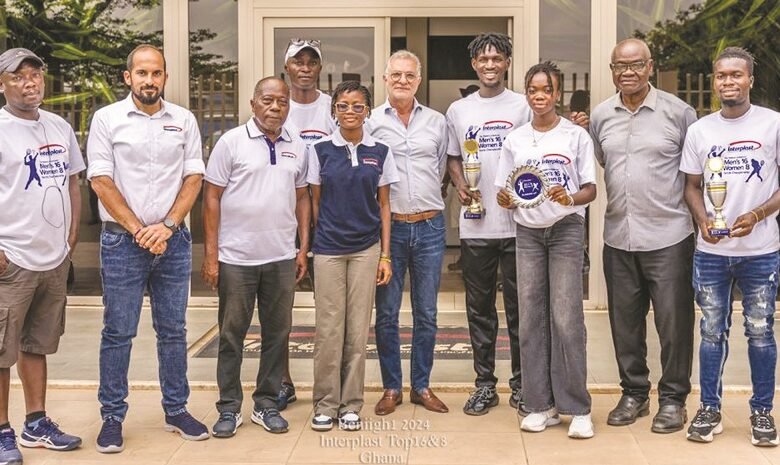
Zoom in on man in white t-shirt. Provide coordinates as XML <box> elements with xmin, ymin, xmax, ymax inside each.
<box><xmin>680</xmin><ymin>47</ymin><xmax>780</xmax><ymax>447</ymax></box>
<box><xmin>277</xmin><ymin>38</ymin><xmax>337</xmax><ymax>409</ymax></box>
<box><xmin>446</xmin><ymin>32</ymin><xmax>588</xmax><ymax>416</ymax></box>
<box><xmin>0</xmin><ymin>47</ymin><xmax>84</xmax><ymax>463</ymax></box>
<box><xmin>202</xmin><ymin>76</ymin><xmax>310</xmax><ymax>438</ymax></box>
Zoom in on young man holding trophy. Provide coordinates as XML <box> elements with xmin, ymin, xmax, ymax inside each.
<box><xmin>681</xmin><ymin>47</ymin><xmax>780</xmax><ymax>447</ymax></box>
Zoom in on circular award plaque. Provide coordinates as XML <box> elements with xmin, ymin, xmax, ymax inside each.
<box><xmin>505</xmin><ymin>165</ymin><xmax>550</xmax><ymax>208</ymax></box>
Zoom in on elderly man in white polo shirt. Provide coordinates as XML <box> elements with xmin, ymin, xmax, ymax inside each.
<box><xmin>87</xmin><ymin>44</ymin><xmax>208</xmax><ymax>453</ymax></box>
<box><xmin>201</xmin><ymin>76</ymin><xmax>310</xmax><ymax>438</ymax></box>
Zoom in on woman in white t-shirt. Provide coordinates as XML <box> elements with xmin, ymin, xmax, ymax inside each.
<box><xmin>495</xmin><ymin>61</ymin><xmax>597</xmax><ymax>439</ymax></box>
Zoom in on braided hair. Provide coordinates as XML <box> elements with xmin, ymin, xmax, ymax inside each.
<box><xmin>331</xmin><ymin>80</ymin><xmax>372</xmax><ymax>118</ymax></box>
<box><xmin>524</xmin><ymin>61</ymin><xmax>562</xmax><ymax>94</ymax></box>
<box><xmin>467</xmin><ymin>32</ymin><xmax>512</xmax><ymax>60</ymax></box>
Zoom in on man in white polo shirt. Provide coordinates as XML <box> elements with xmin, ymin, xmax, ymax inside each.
<box><xmin>202</xmin><ymin>77</ymin><xmax>310</xmax><ymax>438</ymax></box>
<box><xmin>87</xmin><ymin>44</ymin><xmax>208</xmax><ymax>453</ymax></box>
<box><xmin>0</xmin><ymin>47</ymin><xmax>84</xmax><ymax>464</ymax></box>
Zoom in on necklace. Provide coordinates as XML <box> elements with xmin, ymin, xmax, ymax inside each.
<box><xmin>531</xmin><ymin>115</ymin><xmax>560</xmax><ymax>147</ymax></box>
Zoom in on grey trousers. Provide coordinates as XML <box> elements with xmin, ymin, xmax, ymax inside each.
<box><xmin>312</xmin><ymin>242</ymin><xmax>381</xmax><ymax>417</ymax></box>
<box><xmin>215</xmin><ymin>259</ymin><xmax>295</xmax><ymax>412</ymax></box>
<box><xmin>516</xmin><ymin>214</ymin><xmax>591</xmax><ymax>415</ymax></box>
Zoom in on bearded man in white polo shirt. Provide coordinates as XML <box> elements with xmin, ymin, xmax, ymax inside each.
<box><xmin>202</xmin><ymin>77</ymin><xmax>310</xmax><ymax>438</ymax></box>
<box><xmin>87</xmin><ymin>44</ymin><xmax>208</xmax><ymax>453</ymax></box>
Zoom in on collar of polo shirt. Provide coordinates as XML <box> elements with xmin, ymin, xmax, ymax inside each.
<box><xmin>615</xmin><ymin>84</ymin><xmax>658</xmax><ymax>112</ymax></box>
<box><xmin>245</xmin><ymin>118</ymin><xmax>294</xmax><ymax>142</ymax></box>
<box><xmin>330</xmin><ymin>128</ymin><xmax>377</xmax><ymax>148</ymax></box>
<box><xmin>121</xmin><ymin>93</ymin><xmax>171</xmax><ymax>118</ymax></box>
<box><xmin>381</xmin><ymin>97</ymin><xmax>422</xmax><ymax>115</ymax></box>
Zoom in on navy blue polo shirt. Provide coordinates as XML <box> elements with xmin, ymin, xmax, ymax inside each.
<box><xmin>307</xmin><ymin>130</ymin><xmax>399</xmax><ymax>255</ymax></box>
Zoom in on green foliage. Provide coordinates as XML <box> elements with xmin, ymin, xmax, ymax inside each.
<box><xmin>635</xmin><ymin>0</ymin><xmax>780</xmax><ymax>110</ymax></box>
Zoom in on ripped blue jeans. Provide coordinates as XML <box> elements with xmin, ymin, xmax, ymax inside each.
<box><xmin>693</xmin><ymin>250</ymin><xmax>779</xmax><ymax>411</ymax></box>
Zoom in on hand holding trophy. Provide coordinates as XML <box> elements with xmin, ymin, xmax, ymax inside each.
<box><xmin>704</xmin><ymin>155</ymin><xmax>729</xmax><ymax>237</ymax></box>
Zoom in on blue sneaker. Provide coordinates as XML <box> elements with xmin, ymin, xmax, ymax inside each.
<box><xmin>277</xmin><ymin>383</ymin><xmax>297</xmax><ymax>411</ymax></box>
<box><xmin>212</xmin><ymin>412</ymin><xmax>243</xmax><ymax>438</ymax></box>
<box><xmin>96</xmin><ymin>418</ymin><xmax>123</xmax><ymax>454</ymax></box>
<box><xmin>0</xmin><ymin>428</ymin><xmax>22</xmax><ymax>465</ymax></box>
<box><xmin>19</xmin><ymin>417</ymin><xmax>81</xmax><ymax>451</ymax></box>
<box><xmin>251</xmin><ymin>408</ymin><xmax>288</xmax><ymax>434</ymax></box>
<box><xmin>164</xmin><ymin>411</ymin><xmax>209</xmax><ymax>441</ymax></box>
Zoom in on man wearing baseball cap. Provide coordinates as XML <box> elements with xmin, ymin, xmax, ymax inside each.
<box><xmin>276</xmin><ymin>38</ymin><xmax>336</xmax><ymax>410</ymax></box>
<box><xmin>0</xmin><ymin>47</ymin><xmax>85</xmax><ymax>463</ymax></box>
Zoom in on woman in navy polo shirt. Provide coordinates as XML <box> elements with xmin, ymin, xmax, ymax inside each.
<box><xmin>307</xmin><ymin>81</ymin><xmax>399</xmax><ymax>431</ymax></box>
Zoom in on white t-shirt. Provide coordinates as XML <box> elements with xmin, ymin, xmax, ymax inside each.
<box><xmin>0</xmin><ymin>108</ymin><xmax>86</xmax><ymax>271</ymax></box>
<box><xmin>680</xmin><ymin>105</ymin><xmax>780</xmax><ymax>257</ymax></box>
<box><xmin>205</xmin><ymin>122</ymin><xmax>308</xmax><ymax>266</ymax></box>
<box><xmin>446</xmin><ymin>88</ymin><xmax>533</xmax><ymax>239</ymax></box>
<box><xmin>287</xmin><ymin>91</ymin><xmax>337</xmax><ymax>144</ymax></box>
<box><xmin>495</xmin><ymin>118</ymin><xmax>597</xmax><ymax>228</ymax></box>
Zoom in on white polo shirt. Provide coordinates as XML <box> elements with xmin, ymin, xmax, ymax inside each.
<box><xmin>86</xmin><ymin>94</ymin><xmax>205</xmax><ymax>225</ymax></box>
<box><xmin>0</xmin><ymin>108</ymin><xmax>86</xmax><ymax>271</ymax></box>
<box><xmin>287</xmin><ymin>91</ymin><xmax>337</xmax><ymax>144</ymax></box>
<box><xmin>205</xmin><ymin>121</ymin><xmax>308</xmax><ymax>266</ymax></box>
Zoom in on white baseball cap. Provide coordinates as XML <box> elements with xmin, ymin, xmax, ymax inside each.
<box><xmin>284</xmin><ymin>39</ymin><xmax>322</xmax><ymax>62</ymax></box>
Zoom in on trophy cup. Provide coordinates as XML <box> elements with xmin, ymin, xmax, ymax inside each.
<box><xmin>463</xmin><ymin>138</ymin><xmax>484</xmax><ymax>219</ymax></box>
<box><xmin>705</xmin><ymin>156</ymin><xmax>729</xmax><ymax>237</ymax></box>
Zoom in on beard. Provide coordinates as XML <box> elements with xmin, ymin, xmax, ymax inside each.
<box><xmin>133</xmin><ymin>86</ymin><xmax>161</xmax><ymax>105</ymax></box>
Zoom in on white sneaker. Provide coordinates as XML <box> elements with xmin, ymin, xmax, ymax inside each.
<box><xmin>521</xmin><ymin>408</ymin><xmax>561</xmax><ymax>432</ymax></box>
<box><xmin>568</xmin><ymin>414</ymin><xmax>594</xmax><ymax>439</ymax></box>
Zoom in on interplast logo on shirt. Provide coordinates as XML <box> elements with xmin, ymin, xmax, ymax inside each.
<box><xmin>465</xmin><ymin>120</ymin><xmax>514</xmax><ymax>154</ymax></box>
<box><xmin>542</xmin><ymin>153</ymin><xmax>572</xmax><ymax>165</ymax></box>
<box><xmin>361</xmin><ymin>157</ymin><xmax>379</xmax><ymax>166</ymax></box>
<box><xmin>300</xmin><ymin>129</ymin><xmax>328</xmax><ymax>142</ymax></box>
<box><xmin>707</xmin><ymin>143</ymin><xmax>766</xmax><ymax>182</ymax></box>
<box><xmin>281</xmin><ymin>151</ymin><xmax>297</xmax><ymax>159</ymax></box>
<box><xmin>23</xmin><ymin>144</ymin><xmax>69</xmax><ymax>190</ymax></box>
<box><xmin>163</xmin><ymin>125</ymin><xmax>183</xmax><ymax>132</ymax></box>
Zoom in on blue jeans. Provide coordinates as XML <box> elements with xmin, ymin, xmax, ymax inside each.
<box><xmin>693</xmin><ymin>250</ymin><xmax>779</xmax><ymax>411</ymax></box>
<box><xmin>98</xmin><ymin>227</ymin><xmax>193</xmax><ymax>420</ymax></box>
<box><xmin>375</xmin><ymin>213</ymin><xmax>446</xmax><ymax>391</ymax></box>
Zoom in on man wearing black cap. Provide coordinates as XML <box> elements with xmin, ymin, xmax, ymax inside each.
<box><xmin>0</xmin><ymin>47</ymin><xmax>84</xmax><ymax>463</ymax></box>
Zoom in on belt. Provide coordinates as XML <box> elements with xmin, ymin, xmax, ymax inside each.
<box><xmin>391</xmin><ymin>210</ymin><xmax>440</xmax><ymax>223</ymax></box>
<box><xmin>103</xmin><ymin>221</ymin><xmax>130</xmax><ymax>235</ymax></box>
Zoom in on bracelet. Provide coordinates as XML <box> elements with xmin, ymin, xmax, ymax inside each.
<box><xmin>567</xmin><ymin>194</ymin><xmax>575</xmax><ymax>207</ymax></box>
<box><xmin>379</xmin><ymin>256</ymin><xmax>392</xmax><ymax>263</ymax></box>
<box><xmin>750</xmin><ymin>210</ymin><xmax>761</xmax><ymax>224</ymax></box>
<box><xmin>757</xmin><ymin>206</ymin><xmax>767</xmax><ymax>220</ymax></box>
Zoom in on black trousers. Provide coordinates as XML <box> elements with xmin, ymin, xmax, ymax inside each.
<box><xmin>603</xmin><ymin>235</ymin><xmax>695</xmax><ymax>406</ymax></box>
<box><xmin>216</xmin><ymin>260</ymin><xmax>295</xmax><ymax>412</ymax></box>
<box><xmin>461</xmin><ymin>238</ymin><xmax>521</xmax><ymax>389</ymax></box>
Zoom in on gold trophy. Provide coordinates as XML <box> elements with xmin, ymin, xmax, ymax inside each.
<box><xmin>463</xmin><ymin>137</ymin><xmax>484</xmax><ymax>219</ymax></box>
<box><xmin>705</xmin><ymin>156</ymin><xmax>729</xmax><ymax>237</ymax></box>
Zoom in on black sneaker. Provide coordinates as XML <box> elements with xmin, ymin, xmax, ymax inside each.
<box><xmin>277</xmin><ymin>383</ymin><xmax>297</xmax><ymax>411</ymax></box>
<box><xmin>251</xmin><ymin>408</ymin><xmax>289</xmax><ymax>434</ymax></box>
<box><xmin>463</xmin><ymin>386</ymin><xmax>499</xmax><ymax>416</ymax></box>
<box><xmin>509</xmin><ymin>387</ymin><xmax>530</xmax><ymax>416</ymax></box>
<box><xmin>751</xmin><ymin>409</ymin><xmax>780</xmax><ymax>447</ymax></box>
<box><xmin>96</xmin><ymin>418</ymin><xmax>124</xmax><ymax>453</ymax></box>
<box><xmin>165</xmin><ymin>411</ymin><xmax>210</xmax><ymax>441</ymax></box>
<box><xmin>212</xmin><ymin>412</ymin><xmax>243</xmax><ymax>438</ymax></box>
<box><xmin>686</xmin><ymin>405</ymin><xmax>723</xmax><ymax>443</ymax></box>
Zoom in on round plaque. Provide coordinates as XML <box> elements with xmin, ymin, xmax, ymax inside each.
<box><xmin>505</xmin><ymin>165</ymin><xmax>549</xmax><ymax>208</ymax></box>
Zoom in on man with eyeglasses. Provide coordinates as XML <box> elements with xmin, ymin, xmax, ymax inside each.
<box><xmin>368</xmin><ymin>50</ymin><xmax>450</xmax><ymax>416</ymax></box>
<box><xmin>0</xmin><ymin>47</ymin><xmax>84</xmax><ymax>464</ymax></box>
<box><xmin>202</xmin><ymin>76</ymin><xmax>310</xmax><ymax>438</ymax></box>
<box><xmin>589</xmin><ymin>38</ymin><xmax>697</xmax><ymax>433</ymax></box>
<box><xmin>277</xmin><ymin>38</ymin><xmax>336</xmax><ymax>410</ymax></box>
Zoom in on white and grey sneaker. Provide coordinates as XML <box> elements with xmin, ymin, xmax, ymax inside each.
<box><xmin>520</xmin><ymin>408</ymin><xmax>561</xmax><ymax>432</ymax></box>
<box><xmin>568</xmin><ymin>414</ymin><xmax>594</xmax><ymax>439</ymax></box>
<box><xmin>750</xmin><ymin>409</ymin><xmax>779</xmax><ymax>447</ymax></box>
<box><xmin>338</xmin><ymin>411</ymin><xmax>362</xmax><ymax>431</ymax></box>
<box><xmin>686</xmin><ymin>405</ymin><xmax>723</xmax><ymax>443</ymax></box>
<box><xmin>311</xmin><ymin>414</ymin><xmax>334</xmax><ymax>431</ymax></box>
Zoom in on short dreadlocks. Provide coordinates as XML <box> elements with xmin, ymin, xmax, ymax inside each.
<box><xmin>467</xmin><ymin>32</ymin><xmax>512</xmax><ymax>60</ymax></box>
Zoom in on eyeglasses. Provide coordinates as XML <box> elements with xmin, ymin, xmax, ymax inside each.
<box><xmin>388</xmin><ymin>72</ymin><xmax>419</xmax><ymax>82</ymax></box>
<box><xmin>288</xmin><ymin>38</ymin><xmax>322</xmax><ymax>48</ymax></box>
<box><xmin>609</xmin><ymin>60</ymin><xmax>649</xmax><ymax>74</ymax></box>
<box><xmin>334</xmin><ymin>102</ymin><xmax>367</xmax><ymax>113</ymax></box>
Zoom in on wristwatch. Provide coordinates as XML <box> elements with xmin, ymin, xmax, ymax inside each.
<box><xmin>163</xmin><ymin>218</ymin><xmax>179</xmax><ymax>232</ymax></box>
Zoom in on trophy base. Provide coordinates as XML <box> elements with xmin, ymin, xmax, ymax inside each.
<box><xmin>709</xmin><ymin>228</ymin><xmax>730</xmax><ymax>237</ymax></box>
<box><xmin>464</xmin><ymin>210</ymin><xmax>484</xmax><ymax>220</ymax></box>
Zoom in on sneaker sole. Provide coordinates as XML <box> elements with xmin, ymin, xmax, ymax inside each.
<box><xmin>251</xmin><ymin>413</ymin><xmax>288</xmax><ymax>434</ymax></box>
<box><xmin>686</xmin><ymin>422</ymin><xmax>723</xmax><ymax>443</ymax></box>
<box><xmin>0</xmin><ymin>459</ymin><xmax>22</xmax><ymax>465</ymax></box>
<box><xmin>164</xmin><ymin>424</ymin><xmax>210</xmax><ymax>441</ymax></box>
<box><xmin>521</xmin><ymin>416</ymin><xmax>562</xmax><ymax>432</ymax></box>
<box><xmin>463</xmin><ymin>395</ymin><xmax>500</xmax><ymax>416</ymax></box>
<box><xmin>19</xmin><ymin>436</ymin><xmax>82</xmax><ymax>451</ymax></box>
<box><xmin>607</xmin><ymin>406</ymin><xmax>650</xmax><ymax>426</ymax></box>
<box><xmin>95</xmin><ymin>443</ymin><xmax>124</xmax><ymax>454</ymax></box>
<box><xmin>212</xmin><ymin>415</ymin><xmax>244</xmax><ymax>438</ymax></box>
<box><xmin>311</xmin><ymin>421</ymin><xmax>334</xmax><ymax>431</ymax></box>
<box><xmin>752</xmin><ymin>435</ymin><xmax>780</xmax><ymax>447</ymax></box>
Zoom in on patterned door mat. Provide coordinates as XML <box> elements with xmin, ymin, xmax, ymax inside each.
<box><xmin>193</xmin><ymin>325</ymin><xmax>512</xmax><ymax>360</ymax></box>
